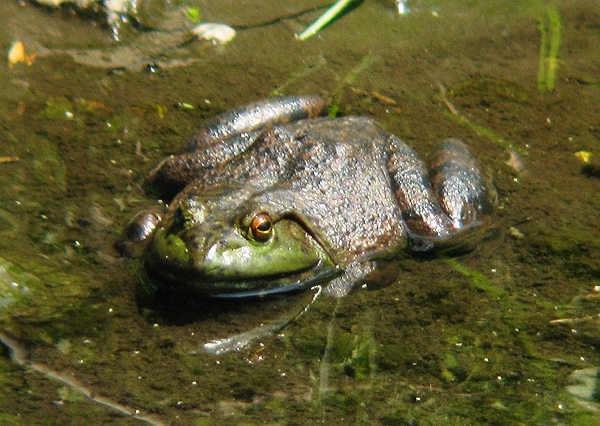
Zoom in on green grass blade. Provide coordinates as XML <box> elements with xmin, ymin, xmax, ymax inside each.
<box><xmin>537</xmin><ymin>8</ymin><xmax>562</xmax><ymax>93</ymax></box>
<box><xmin>298</xmin><ymin>0</ymin><xmax>355</xmax><ymax>40</ymax></box>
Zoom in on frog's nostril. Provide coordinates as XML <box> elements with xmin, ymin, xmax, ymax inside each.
<box><xmin>166</xmin><ymin>207</ymin><xmax>186</xmax><ymax>235</ymax></box>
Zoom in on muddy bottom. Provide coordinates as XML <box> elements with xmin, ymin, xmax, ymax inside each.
<box><xmin>0</xmin><ymin>0</ymin><xmax>599</xmax><ymax>424</ymax></box>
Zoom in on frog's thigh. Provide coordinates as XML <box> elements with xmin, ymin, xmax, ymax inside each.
<box><xmin>386</xmin><ymin>135</ymin><xmax>453</xmax><ymax>240</ymax></box>
<box><xmin>148</xmin><ymin>96</ymin><xmax>327</xmax><ymax>197</ymax></box>
<box><xmin>182</xmin><ymin>95</ymin><xmax>327</xmax><ymax>154</ymax></box>
<box><xmin>145</xmin><ymin>153</ymin><xmax>212</xmax><ymax>198</ymax></box>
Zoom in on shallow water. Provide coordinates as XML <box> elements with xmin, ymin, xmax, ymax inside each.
<box><xmin>1</xmin><ymin>0</ymin><xmax>599</xmax><ymax>424</ymax></box>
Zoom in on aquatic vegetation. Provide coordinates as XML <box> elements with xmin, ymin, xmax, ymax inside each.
<box><xmin>441</xmin><ymin>77</ymin><xmax>530</xmax><ymax>150</ymax></box>
<box><xmin>440</xmin><ymin>94</ymin><xmax>513</xmax><ymax>150</ymax></box>
<box><xmin>442</xmin><ymin>257</ymin><xmax>507</xmax><ymax>301</ymax></box>
<box><xmin>270</xmin><ymin>54</ymin><xmax>328</xmax><ymax>96</ymax></box>
<box><xmin>41</xmin><ymin>97</ymin><xmax>74</xmax><ymax>120</ymax></box>
<box><xmin>185</xmin><ymin>6</ymin><xmax>201</xmax><ymax>24</ymax></box>
<box><xmin>537</xmin><ymin>8</ymin><xmax>562</xmax><ymax>93</ymax></box>
<box><xmin>298</xmin><ymin>0</ymin><xmax>357</xmax><ymax>40</ymax></box>
<box><xmin>329</xmin><ymin>54</ymin><xmax>378</xmax><ymax>117</ymax></box>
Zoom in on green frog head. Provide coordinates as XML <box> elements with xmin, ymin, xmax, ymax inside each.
<box><xmin>143</xmin><ymin>185</ymin><xmax>339</xmax><ymax>297</ymax></box>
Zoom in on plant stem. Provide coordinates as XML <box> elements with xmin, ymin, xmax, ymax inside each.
<box><xmin>537</xmin><ymin>8</ymin><xmax>562</xmax><ymax>93</ymax></box>
<box><xmin>298</xmin><ymin>0</ymin><xmax>355</xmax><ymax>40</ymax></box>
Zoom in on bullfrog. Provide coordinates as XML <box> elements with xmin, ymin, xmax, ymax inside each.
<box><xmin>120</xmin><ymin>95</ymin><xmax>494</xmax><ymax>298</ymax></box>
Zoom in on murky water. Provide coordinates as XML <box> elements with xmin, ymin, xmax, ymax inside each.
<box><xmin>1</xmin><ymin>0</ymin><xmax>599</xmax><ymax>424</ymax></box>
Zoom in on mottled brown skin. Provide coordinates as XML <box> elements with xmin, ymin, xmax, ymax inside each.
<box><xmin>122</xmin><ymin>95</ymin><xmax>494</xmax><ymax>297</ymax></box>
<box><xmin>148</xmin><ymin>96</ymin><xmax>327</xmax><ymax>199</ymax></box>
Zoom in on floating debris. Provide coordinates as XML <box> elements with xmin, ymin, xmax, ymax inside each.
<box><xmin>0</xmin><ymin>157</ymin><xmax>20</xmax><ymax>163</ymax></box>
<box><xmin>505</xmin><ymin>148</ymin><xmax>526</xmax><ymax>175</ymax></box>
<box><xmin>507</xmin><ymin>226</ymin><xmax>525</xmax><ymax>240</ymax></box>
<box><xmin>574</xmin><ymin>150</ymin><xmax>593</xmax><ymax>164</ymax></box>
<box><xmin>33</xmin><ymin>0</ymin><xmax>96</xmax><ymax>6</ymax></box>
<box><xmin>191</xmin><ymin>23</ymin><xmax>236</xmax><ymax>44</ymax></box>
<box><xmin>8</xmin><ymin>41</ymin><xmax>37</xmax><ymax>68</ymax></box>
<box><xmin>396</xmin><ymin>1</ymin><xmax>409</xmax><ymax>14</ymax></box>
<box><xmin>369</xmin><ymin>91</ymin><xmax>398</xmax><ymax>106</ymax></box>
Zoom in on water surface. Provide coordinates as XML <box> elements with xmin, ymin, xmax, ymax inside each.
<box><xmin>0</xmin><ymin>0</ymin><xmax>599</xmax><ymax>424</ymax></box>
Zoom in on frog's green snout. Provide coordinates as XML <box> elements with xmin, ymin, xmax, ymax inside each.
<box><xmin>151</xmin><ymin>225</ymin><xmax>191</xmax><ymax>269</ymax></box>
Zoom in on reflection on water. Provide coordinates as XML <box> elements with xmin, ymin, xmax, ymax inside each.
<box><xmin>1</xmin><ymin>0</ymin><xmax>599</xmax><ymax>424</ymax></box>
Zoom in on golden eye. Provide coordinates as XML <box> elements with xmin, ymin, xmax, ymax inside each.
<box><xmin>250</xmin><ymin>213</ymin><xmax>272</xmax><ymax>241</ymax></box>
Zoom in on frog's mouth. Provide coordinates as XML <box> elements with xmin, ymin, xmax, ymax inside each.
<box><xmin>146</xmin><ymin>261</ymin><xmax>342</xmax><ymax>298</ymax></box>
<box><xmin>143</xmin><ymin>218</ymin><xmax>340</xmax><ymax>297</ymax></box>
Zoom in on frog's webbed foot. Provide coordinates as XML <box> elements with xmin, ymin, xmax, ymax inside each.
<box><xmin>427</xmin><ymin>138</ymin><xmax>495</xmax><ymax>228</ymax></box>
<box><xmin>198</xmin><ymin>261</ymin><xmax>379</xmax><ymax>355</ymax></box>
<box><xmin>199</xmin><ymin>286</ymin><xmax>324</xmax><ymax>355</ymax></box>
<box><xmin>200</xmin><ymin>315</ymin><xmax>296</xmax><ymax>355</ymax></box>
<box><xmin>387</xmin><ymin>136</ymin><xmax>494</xmax><ymax>252</ymax></box>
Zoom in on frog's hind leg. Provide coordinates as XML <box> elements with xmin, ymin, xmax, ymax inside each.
<box><xmin>386</xmin><ymin>136</ymin><xmax>493</xmax><ymax>251</ymax></box>
<box><xmin>387</xmin><ymin>135</ymin><xmax>455</xmax><ymax>251</ymax></box>
<box><xmin>146</xmin><ymin>95</ymin><xmax>327</xmax><ymax>198</ymax></box>
<box><xmin>181</xmin><ymin>95</ymin><xmax>327</xmax><ymax>154</ymax></box>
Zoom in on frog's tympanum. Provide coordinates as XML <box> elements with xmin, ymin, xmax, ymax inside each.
<box><xmin>120</xmin><ymin>95</ymin><xmax>494</xmax><ymax>298</ymax></box>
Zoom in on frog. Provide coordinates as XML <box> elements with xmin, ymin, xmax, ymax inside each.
<box><xmin>120</xmin><ymin>95</ymin><xmax>495</xmax><ymax>299</ymax></box>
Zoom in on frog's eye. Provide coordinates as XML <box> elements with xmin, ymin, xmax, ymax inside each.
<box><xmin>250</xmin><ymin>213</ymin><xmax>272</xmax><ymax>241</ymax></box>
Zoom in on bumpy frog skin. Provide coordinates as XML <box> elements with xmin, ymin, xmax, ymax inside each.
<box><xmin>120</xmin><ymin>95</ymin><xmax>494</xmax><ymax>298</ymax></box>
